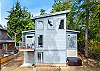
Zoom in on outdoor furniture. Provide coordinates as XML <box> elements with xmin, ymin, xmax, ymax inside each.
<box><xmin>67</xmin><ymin>57</ymin><xmax>82</xmax><ymax>66</ymax></box>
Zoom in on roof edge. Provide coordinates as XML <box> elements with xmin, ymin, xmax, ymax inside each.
<box><xmin>32</xmin><ymin>10</ymin><xmax>70</xmax><ymax>19</ymax></box>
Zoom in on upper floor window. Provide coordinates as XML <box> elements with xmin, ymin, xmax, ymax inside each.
<box><xmin>37</xmin><ymin>21</ymin><xmax>43</xmax><ymax>29</ymax></box>
<box><xmin>47</xmin><ymin>19</ymin><xmax>54</xmax><ymax>29</ymax></box>
<box><xmin>59</xmin><ymin>19</ymin><xmax>64</xmax><ymax>29</ymax></box>
<box><xmin>38</xmin><ymin>35</ymin><xmax>43</xmax><ymax>47</ymax></box>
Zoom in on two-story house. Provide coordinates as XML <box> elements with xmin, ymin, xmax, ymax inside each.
<box><xmin>20</xmin><ymin>11</ymin><xmax>79</xmax><ymax>67</ymax></box>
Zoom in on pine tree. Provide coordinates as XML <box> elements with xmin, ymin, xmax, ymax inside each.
<box><xmin>6</xmin><ymin>1</ymin><xmax>34</xmax><ymax>43</ymax></box>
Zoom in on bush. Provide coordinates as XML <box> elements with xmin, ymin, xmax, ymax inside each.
<box><xmin>88</xmin><ymin>41</ymin><xmax>100</xmax><ymax>61</ymax></box>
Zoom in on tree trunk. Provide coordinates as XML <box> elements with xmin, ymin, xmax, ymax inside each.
<box><xmin>85</xmin><ymin>0</ymin><xmax>89</xmax><ymax>57</ymax></box>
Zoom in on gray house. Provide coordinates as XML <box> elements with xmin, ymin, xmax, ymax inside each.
<box><xmin>0</xmin><ymin>24</ymin><xmax>15</xmax><ymax>56</ymax></box>
<box><xmin>20</xmin><ymin>11</ymin><xmax>79</xmax><ymax>67</ymax></box>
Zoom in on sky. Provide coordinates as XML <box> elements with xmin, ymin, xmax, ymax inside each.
<box><xmin>0</xmin><ymin>0</ymin><xmax>54</xmax><ymax>27</ymax></box>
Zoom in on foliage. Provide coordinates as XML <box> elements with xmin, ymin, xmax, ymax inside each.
<box><xmin>51</xmin><ymin>0</ymin><xmax>73</xmax><ymax>29</ymax></box>
<box><xmin>6</xmin><ymin>1</ymin><xmax>34</xmax><ymax>43</ymax></box>
<box><xmin>88</xmin><ymin>40</ymin><xmax>100</xmax><ymax>61</ymax></box>
<box><xmin>51</xmin><ymin>0</ymin><xmax>100</xmax><ymax>60</ymax></box>
<box><xmin>40</xmin><ymin>9</ymin><xmax>46</xmax><ymax>15</ymax></box>
<box><xmin>77</xmin><ymin>1</ymin><xmax>100</xmax><ymax>56</ymax></box>
<box><xmin>51</xmin><ymin>1</ymin><xmax>71</xmax><ymax>13</ymax></box>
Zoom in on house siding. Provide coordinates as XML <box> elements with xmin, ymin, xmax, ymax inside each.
<box><xmin>35</xmin><ymin>14</ymin><xmax>67</xmax><ymax>64</ymax></box>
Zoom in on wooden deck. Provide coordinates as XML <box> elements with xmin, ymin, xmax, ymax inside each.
<box><xmin>0</xmin><ymin>54</ymin><xmax>16</xmax><ymax>64</ymax></box>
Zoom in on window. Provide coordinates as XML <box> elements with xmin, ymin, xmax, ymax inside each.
<box><xmin>37</xmin><ymin>52</ymin><xmax>43</xmax><ymax>63</ymax></box>
<box><xmin>59</xmin><ymin>19</ymin><xmax>64</xmax><ymax>29</ymax></box>
<box><xmin>38</xmin><ymin>35</ymin><xmax>43</xmax><ymax>47</ymax></box>
<box><xmin>27</xmin><ymin>36</ymin><xmax>33</xmax><ymax>38</ymax></box>
<box><xmin>67</xmin><ymin>34</ymin><xmax>77</xmax><ymax>49</ymax></box>
<box><xmin>37</xmin><ymin>21</ymin><xmax>43</xmax><ymax>29</ymax></box>
<box><xmin>3</xmin><ymin>44</ymin><xmax>7</xmax><ymax>50</ymax></box>
<box><xmin>48</xmin><ymin>19</ymin><xmax>54</xmax><ymax>29</ymax></box>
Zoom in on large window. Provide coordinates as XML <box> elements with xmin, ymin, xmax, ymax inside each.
<box><xmin>67</xmin><ymin>34</ymin><xmax>77</xmax><ymax>49</ymax></box>
<box><xmin>37</xmin><ymin>52</ymin><xmax>43</xmax><ymax>63</ymax></box>
<box><xmin>38</xmin><ymin>35</ymin><xmax>43</xmax><ymax>47</ymax></box>
<box><xmin>37</xmin><ymin>21</ymin><xmax>43</xmax><ymax>29</ymax></box>
<box><xmin>59</xmin><ymin>19</ymin><xmax>64</xmax><ymax>29</ymax></box>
